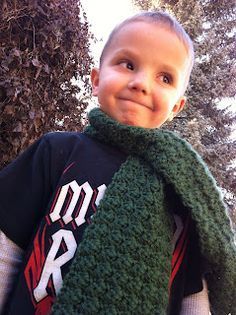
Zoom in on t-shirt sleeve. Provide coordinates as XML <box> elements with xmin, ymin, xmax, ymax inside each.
<box><xmin>0</xmin><ymin>136</ymin><xmax>53</xmax><ymax>250</ymax></box>
<box><xmin>0</xmin><ymin>229</ymin><xmax>24</xmax><ymax>314</ymax></box>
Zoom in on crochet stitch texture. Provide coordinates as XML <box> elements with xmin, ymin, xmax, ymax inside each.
<box><xmin>53</xmin><ymin>108</ymin><xmax>236</xmax><ymax>315</ymax></box>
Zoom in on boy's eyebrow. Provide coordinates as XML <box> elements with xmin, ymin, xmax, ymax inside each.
<box><xmin>113</xmin><ymin>48</ymin><xmax>138</xmax><ymax>58</ymax></box>
<box><xmin>160</xmin><ymin>64</ymin><xmax>179</xmax><ymax>76</ymax></box>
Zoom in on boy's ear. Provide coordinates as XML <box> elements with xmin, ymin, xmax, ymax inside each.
<box><xmin>172</xmin><ymin>96</ymin><xmax>186</xmax><ymax>117</ymax></box>
<box><xmin>91</xmin><ymin>67</ymin><xmax>100</xmax><ymax>96</ymax></box>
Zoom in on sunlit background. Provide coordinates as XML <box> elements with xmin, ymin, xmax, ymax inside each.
<box><xmin>81</xmin><ymin>0</ymin><xmax>137</xmax><ymax>65</ymax></box>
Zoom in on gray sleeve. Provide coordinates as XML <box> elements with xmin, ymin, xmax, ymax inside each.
<box><xmin>180</xmin><ymin>279</ymin><xmax>211</xmax><ymax>315</ymax></box>
<box><xmin>0</xmin><ymin>230</ymin><xmax>24</xmax><ymax>314</ymax></box>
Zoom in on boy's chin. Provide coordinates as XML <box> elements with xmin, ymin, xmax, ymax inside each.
<box><xmin>118</xmin><ymin>119</ymin><xmax>159</xmax><ymax>129</ymax></box>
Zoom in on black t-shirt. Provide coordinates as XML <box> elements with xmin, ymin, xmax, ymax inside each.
<box><xmin>0</xmin><ymin>132</ymin><xmax>203</xmax><ymax>315</ymax></box>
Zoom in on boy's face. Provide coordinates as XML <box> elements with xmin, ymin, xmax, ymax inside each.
<box><xmin>91</xmin><ymin>21</ymin><xmax>190</xmax><ymax>129</ymax></box>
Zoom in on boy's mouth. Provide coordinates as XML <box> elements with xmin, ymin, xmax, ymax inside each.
<box><xmin>118</xmin><ymin>96</ymin><xmax>151</xmax><ymax>110</ymax></box>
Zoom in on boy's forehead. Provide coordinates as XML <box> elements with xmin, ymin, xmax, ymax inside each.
<box><xmin>107</xmin><ymin>20</ymin><xmax>187</xmax><ymax>53</ymax></box>
<box><xmin>114</xmin><ymin>20</ymin><xmax>168</xmax><ymax>37</ymax></box>
<box><xmin>106</xmin><ymin>21</ymin><xmax>188</xmax><ymax>58</ymax></box>
<box><xmin>112</xmin><ymin>20</ymin><xmax>159</xmax><ymax>40</ymax></box>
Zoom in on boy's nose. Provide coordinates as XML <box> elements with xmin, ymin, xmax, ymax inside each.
<box><xmin>127</xmin><ymin>72</ymin><xmax>151</xmax><ymax>95</ymax></box>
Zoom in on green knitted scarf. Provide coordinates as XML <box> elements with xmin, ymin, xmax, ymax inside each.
<box><xmin>53</xmin><ymin>108</ymin><xmax>236</xmax><ymax>315</ymax></box>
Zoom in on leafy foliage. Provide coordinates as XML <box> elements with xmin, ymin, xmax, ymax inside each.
<box><xmin>132</xmin><ymin>0</ymin><xmax>236</xmax><ymax>224</ymax></box>
<box><xmin>0</xmin><ymin>0</ymin><xmax>93</xmax><ymax>168</ymax></box>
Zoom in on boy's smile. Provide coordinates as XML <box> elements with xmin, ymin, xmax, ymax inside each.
<box><xmin>91</xmin><ymin>21</ymin><xmax>190</xmax><ymax>128</ymax></box>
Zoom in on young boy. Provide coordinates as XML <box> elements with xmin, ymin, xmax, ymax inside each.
<box><xmin>0</xmin><ymin>11</ymin><xmax>235</xmax><ymax>315</ymax></box>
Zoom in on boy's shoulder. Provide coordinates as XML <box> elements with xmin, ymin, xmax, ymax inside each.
<box><xmin>41</xmin><ymin>130</ymin><xmax>125</xmax><ymax>158</ymax></box>
<box><xmin>41</xmin><ymin>131</ymin><xmax>98</xmax><ymax>153</ymax></box>
<box><xmin>43</xmin><ymin>131</ymin><xmax>85</xmax><ymax>146</ymax></box>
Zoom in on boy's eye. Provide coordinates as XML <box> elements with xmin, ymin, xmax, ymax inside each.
<box><xmin>120</xmin><ymin>61</ymin><xmax>134</xmax><ymax>70</ymax></box>
<box><xmin>126</xmin><ymin>62</ymin><xmax>134</xmax><ymax>70</ymax></box>
<box><xmin>161</xmin><ymin>74</ymin><xmax>171</xmax><ymax>84</ymax></box>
